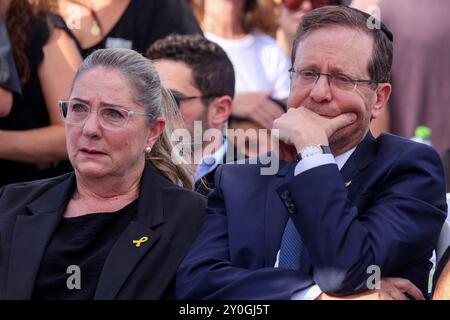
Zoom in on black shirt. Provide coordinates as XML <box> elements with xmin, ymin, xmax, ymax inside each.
<box><xmin>81</xmin><ymin>0</ymin><xmax>202</xmax><ymax>57</ymax></box>
<box><xmin>0</xmin><ymin>15</ymin><xmax>21</xmax><ymax>95</ymax></box>
<box><xmin>32</xmin><ymin>199</ymin><xmax>138</xmax><ymax>300</ymax></box>
<box><xmin>0</xmin><ymin>13</ymin><xmax>75</xmax><ymax>188</ymax></box>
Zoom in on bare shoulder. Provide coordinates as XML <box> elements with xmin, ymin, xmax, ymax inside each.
<box><xmin>43</xmin><ymin>25</ymin><xmax>80</xmax><ymax>55</ymax></box>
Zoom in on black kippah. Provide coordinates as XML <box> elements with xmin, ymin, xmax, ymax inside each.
<box><xmin>347</xmin><ymin>6</ymin><xmax>394</xmax><ymax>42</ymax></box>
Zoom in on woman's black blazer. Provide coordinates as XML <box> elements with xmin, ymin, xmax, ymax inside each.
<box><xmin>0</xmin><ymin>164</ymin><xmax>206</xmax><ymax>299</ymax></box>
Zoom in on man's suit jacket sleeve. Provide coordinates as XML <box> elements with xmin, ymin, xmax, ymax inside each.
<box><xmin>176</xmin><ymin>165</ymin><xmax>315</xmax><ymax>300</ymax></box>
<box><xmin>280</xmin><ymin>143</ymin><xmax>447</xmax><ymax>295</ymax></box>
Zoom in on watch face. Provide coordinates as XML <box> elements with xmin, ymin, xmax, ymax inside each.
<box><xmin>301</xmin><ymin>145</ymin><xmax>323</xmax><ymax>158</ymax></box>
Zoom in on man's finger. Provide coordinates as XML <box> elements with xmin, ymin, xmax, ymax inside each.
<box><xmin>262</xmin><ymin>89</ymin><xmax>273</xmax><ymax>98</ymax></box>
<box><xmin>403</xmin><ymin>285</ymin><xmax>425</xmax><ymax>300</ymax></box>
<box><xmin>255</xmin><ymin>107</ymin><xmax>277</xmax><ymax>129</ymax></box>
<box><xmin>261</xmin><ymin>98</ymin><xmax>284</xmax><ymax>119</ymax></box>
<box><xmin>387</xmin><ymin>289</ymin><xmax>409</xmax><ymax>300</ymax></box>
<box><xmin>324</xmin><ymin>112</ymin><xmax>357</xmax><ymax>136</ymax></box>
<box><xmin>388</xmin><ymin>278</ymin><xmax>425</xmax><ymax>300</ymax></box>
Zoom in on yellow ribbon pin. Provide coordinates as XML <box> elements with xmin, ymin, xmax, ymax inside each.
<box><xmin>133</xmin><ymin>236</ymin><xmax>149</xmax><ymax>248</ymax></box>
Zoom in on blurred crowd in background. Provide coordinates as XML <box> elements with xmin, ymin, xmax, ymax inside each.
<box><xmin>1</xmin><ymin>0</ymin><xmax>450</xmax><ymax>301</ymax></box>
<box><xmin>0</xmin><ymin>0</ymin><xmax>449</xmax><ymax>188</ymax></box>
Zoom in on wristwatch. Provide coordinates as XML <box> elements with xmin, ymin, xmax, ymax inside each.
<box><xmin>296</xmin><ymin>145</ymin><xmax>332</xmax><ymax>161</ymax></box>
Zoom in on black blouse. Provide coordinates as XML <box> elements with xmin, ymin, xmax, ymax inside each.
<box><xmin>0</xmin><ymin>13</ymin><xmax>76</xmax><ymax>188</ymax></box>
<box><xmin>0</xmin><ymin>15</ymin><xmax>21</xmax><ymax>96</ymax></box>
<box><xmin>80</xmin><ymin>0</ymin><xmax>202</xmax><ymax>57</ymax></box>
<box><xmin>32</xmin><ymin>199</ymin><xmax>138</xmax><ymax>300</ymax></box>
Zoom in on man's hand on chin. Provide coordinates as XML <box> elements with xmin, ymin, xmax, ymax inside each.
<box><xmin>271</xmin><ymin>107</ymin><xmax>357</xmax><ymax>159</ymax></box>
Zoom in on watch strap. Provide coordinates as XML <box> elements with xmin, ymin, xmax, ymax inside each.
<box><xmin>296</xmin><ymin>145</ymin><xmax>332</xmax><ymax>162</ymax></box>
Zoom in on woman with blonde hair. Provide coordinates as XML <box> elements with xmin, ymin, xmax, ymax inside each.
<box><xmin>0</xmin><ymin>48</ymin><xmax>206</xmax><ymax>299</ymax></box>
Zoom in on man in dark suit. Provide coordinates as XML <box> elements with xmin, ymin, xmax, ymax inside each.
<box><xmin>147</xmin><ymin>34</ymin><xmax>244</xmax><ymax>196</ymax></box>
<box><xmin>176</xmin><ymin>6</ymin><xmax>448</xmax><ymax>300</ymax></box>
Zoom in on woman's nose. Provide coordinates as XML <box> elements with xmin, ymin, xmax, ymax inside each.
<box><xmin>81</xmin><ymin>110</ymin><xmax>102</xmax><ymax>136</ymax></box>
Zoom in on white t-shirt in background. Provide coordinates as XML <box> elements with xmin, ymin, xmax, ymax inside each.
<box><xmin>205</xmin><ymin>32</ymin><xmax>291</xmax><ymax>100</ymax></box>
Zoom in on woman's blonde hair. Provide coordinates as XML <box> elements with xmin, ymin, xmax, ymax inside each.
<box><xmin>73</xmin><ymin>48</ymin><xmax>194</xmax><ymax>189</ymax></box>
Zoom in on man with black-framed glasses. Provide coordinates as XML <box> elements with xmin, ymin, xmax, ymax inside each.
<box><xmin>147</xmin><ymin>34</ymin><xmax>244</xmax><ymax>195</ymax></box>
<box><xmin>177</xmin><ymin>5</ymin><xmax>447</xmax><ymax>300</ymax></box>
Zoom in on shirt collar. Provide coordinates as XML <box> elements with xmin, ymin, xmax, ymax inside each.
<box><xmin>194</xmin><ymin>138</ymin><xmax>228</xmax><ymax>181</ymax></box>
<box><xmin>335</xmin><ymin>147</ymin><xmax>356</xmax><ymax>171</ymax></box>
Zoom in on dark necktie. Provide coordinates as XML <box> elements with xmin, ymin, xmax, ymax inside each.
<box><xmin>278</xmin><ymin>218</ymin><xmax>304</xmax><ymax>270</ymax></box>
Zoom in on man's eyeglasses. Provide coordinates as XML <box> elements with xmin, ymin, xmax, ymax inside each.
<box><xmin>59</xmin><ymin>100</ymin><xmax>152</xmax><ymax>131</ymax></box>
<box><xmin>169</xmin><ymin>90</ymin><xmax>217</xmax><ymax>108</ymax></box>
<box><xmin>289</xmin><ymin>69</ymin><xmax>378</xmax><ymax>91</ymax></box>
<box><xmin>281</xmin><ymin>0</ymin><xmax>333</xmax><ymax>11</ymax></box>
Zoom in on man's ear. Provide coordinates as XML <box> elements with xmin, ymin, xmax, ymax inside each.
<box><xmin>371</xmin><ymin>83</ymin><xmax>391</xmax><ymax>120</ymax></box>
<box><xmin>208</xmin><ymin>95</ymin><xmax>233</xmax><ymax>128</ymax></box>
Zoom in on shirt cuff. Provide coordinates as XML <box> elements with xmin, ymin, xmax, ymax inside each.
<box><xmin>294</xmin><ymin>154</ymin><xmax>337</xmax><ymax>176</ymax></box>
<box><xmin>291</xmin><ymin>285</ymin><xmax>323</xmax><ymax>300</ymax></box>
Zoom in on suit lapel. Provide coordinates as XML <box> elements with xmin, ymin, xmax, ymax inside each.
<box><xmin>340</xmin><ymin>131</ymin><xmax>379</xmax><ymax>198</ymax></box>
<box><xmin>5</xmin><ymin>174</ymin><xmax>76</xmax><ymax>299</ymax></box>
<box><xmin>263</xmin><ymin>132</ymin><xmax>379</xmax><ymax>271</ymax></box>
<box><xmin>94</xmin><ymin>165</ymin><xmax>165</xmax><ymax>299</ymax></box>
<box><xmin>93</xmin><ymin>221</ymin><xmax>161</xmax><ymax>299</ymax></box>
<box><xmin>264</xmin><ymin>159</ymin><xmax>296</xmax><ymax>267</ymax></box>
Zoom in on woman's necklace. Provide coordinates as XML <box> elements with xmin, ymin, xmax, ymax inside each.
<box><xmin>90</xmin><ymin>18</ymin><xmax>101</xmax><ymax>36</ymax></box>
<box><xmin>66</xmin><ymin>0</ymin><xmax>102</xmax><ymax>36</ymax></box>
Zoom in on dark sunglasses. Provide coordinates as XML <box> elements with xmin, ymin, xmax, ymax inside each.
<box><xmin>282</xmin><ymin>0</ymin><xmax>333</xmax><ymax>11</ymax></box>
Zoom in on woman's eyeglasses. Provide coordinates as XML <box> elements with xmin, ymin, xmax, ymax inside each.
<box><xmin>282</xmin><ymin>0</ymin><xmax>333</xmax><ymax>11</ymax></box>
<box><xmin>59</xmin><ymin>100</ymin><xmax>152</xmax><ymax>130</ymax></box>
